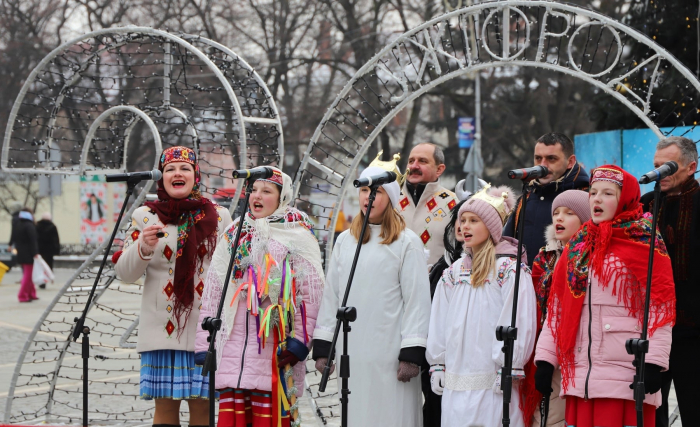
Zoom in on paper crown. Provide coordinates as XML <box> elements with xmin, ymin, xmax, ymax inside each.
<box><xmin>368</xmin><ymin>150</ymin><xmax>406</xmax><ymax>186</ymax></box>
<box><xmin>469</xmin><ymin>183</ymin><xmax>511</xmax><ymax>223</ymax></box>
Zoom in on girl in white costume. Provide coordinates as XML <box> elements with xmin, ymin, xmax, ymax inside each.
<box><xmin>426</xmin><ymin>185</ymin><xmax>537</xmax><ymax>427</ymax></box>
<box><xmin>313</xmin><ymin>166</ymin><xmax>432</xmax><ymax>427</ymax></box>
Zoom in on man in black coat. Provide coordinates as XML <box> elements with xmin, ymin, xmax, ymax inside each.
<box><xmin>640</xmin><ymin>136</ymin><xmax>700</xmax><ymax>426</ymax></box>
<box><xmin>36</xmin><ymin>212</ymin><xmax>60</xmax><ymax>279</ymax></box>
<box><xmin>503</xmin><ymin>133</ymin><xmax>589</xmax><ymax>266</ymax></box>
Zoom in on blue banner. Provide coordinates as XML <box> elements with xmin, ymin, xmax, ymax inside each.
<box><xmin>458</xmin><ymin>117</ymin><xmax>475</xmax><ymax>148</ymax></box>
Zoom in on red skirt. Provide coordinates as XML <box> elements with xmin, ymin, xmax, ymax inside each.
<box><xmin>217</xmin><ymin>389</ymin><xmax>290</xmax><ymax>427</ymax></box>
<box><xmin>565</xmin><ymin>396</ymin><xmax>655</xmax><ymax>427</ymax></box>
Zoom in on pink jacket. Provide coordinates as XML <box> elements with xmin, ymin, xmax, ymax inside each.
<box><xmin>535</xmin><ymin>254</ymin><xmax>672</xmax><ymax>407</ymax></box>
<box><xmin>195</xmin><ymin>239</ymin><xmax>320</xmax><ymax>396</ymax></box>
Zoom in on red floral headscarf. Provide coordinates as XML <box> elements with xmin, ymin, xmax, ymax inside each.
<box><xmin>547</xmin><ymin>164</ymin><xmax>675</xmax><ymax>392</ymax></box>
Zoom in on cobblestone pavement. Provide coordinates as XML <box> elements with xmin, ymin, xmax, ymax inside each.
<box><xmin>0</xmin><ymin>268</ymin><xmax>679</xmax><ymax>426</ymax></box>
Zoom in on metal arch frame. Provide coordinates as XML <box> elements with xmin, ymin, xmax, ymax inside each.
<box><xmin>122</xmin><ymin>105</ymin><xmax>200</xmax><ymax>158</ymax></box>
<box><xmin>180</xmin><ymin>34</ymin><xmax>285</xmax><ymax>135</ymax></box>
<box><xmin>79</xmin><ymin>105</ymin><xmax>164</xmax><ymax>174</ymax></box>
<box><xmin>0</xmin><ymin>27</ymin><xmax>247</xmax><ymax>184</ymax></box>
<box><xmin>293</xmin><ymin>0</ymin><xmax>700</xmax><ymax>270</ymax></box>
<box><xmin>180</xmin><ymin>34</ymin><xmax>286</xmax><ymax>207</ymax></box>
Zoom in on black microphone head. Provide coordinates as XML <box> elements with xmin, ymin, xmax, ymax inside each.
<box><xmin>538</xmin><ymin>165</ymin><xmax>550</xmax><ymax>176</ymax></box>
<box><xmin>151</xmin><ymin>170</ymin><xmax>163</xmax><ymax>181</ymax></box>
<box><xmin>260</xmin><ymin>166</ymin><xmax>274</xmax><ymax>179</ymax></box>
<box><xmin>666</xmin><ymin>161</ymin><xmax>679</xmax><ymax>174</ymax></box>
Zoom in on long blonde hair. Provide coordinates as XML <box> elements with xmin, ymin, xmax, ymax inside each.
<box><xmin>469</xmin><ymin>237</ymin><xmax>496</xmax><ymax>288</ymax></box>
<box><xmin>350</xmin><ymin>204</ymin><xmax>406</xmax><ymax>245</ymax></box>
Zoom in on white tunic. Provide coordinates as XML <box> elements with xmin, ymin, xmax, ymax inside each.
<box><xmin>426</xmin><ymin>255</ymin><xmax>537</xmax><ymax>427</ymax></box>
<box><xmin>314</xmin><ymin>225</ymin><xmax>432</xmax><ymax>427</ymax></box>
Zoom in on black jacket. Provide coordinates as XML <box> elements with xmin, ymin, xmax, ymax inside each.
<box><xmin>36</xmin><ymin>219</ymin><xmax>60</xmax><ymax>258</ymax></box>
<box><xmin>8</xmin><ymin>211</ymin><xmax>19</xmax><ymax>247</ymax></box>
<box><xmin>11</xmin><ymin>218</ymin><xmax>38</xmax><ymax>265</ymax></box>
<box><xmin>642</xmin><ymin>179</ymin><xmax>700</xmax><ymax>336</ymax></box>
<box><xmin>503</xmin><ymin>162</ymin><xmax>589</xmax><ymax>266</ymax></box>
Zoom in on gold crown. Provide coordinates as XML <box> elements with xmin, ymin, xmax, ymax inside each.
<box><xmin>369</xmin><ymin>150</ymin><xmax>406</xmax><ymax>186</ymax></box>
<box><xmin>469</xmin><ymin>183</ymin><xmax>510</xmax><ymax>224</ymax></box>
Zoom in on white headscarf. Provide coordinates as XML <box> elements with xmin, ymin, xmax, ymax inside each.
<box><xmin>203</xmin><ymin>167</ymin><xmax>324</xmax><ymax>364</ymax></box>
<box><xmin>359</xmin><ymin>166</ymin><xmax>400</xmax><ymax>209</ymax></box>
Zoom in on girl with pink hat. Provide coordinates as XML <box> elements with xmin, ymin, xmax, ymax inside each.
<box><xmin>426</xmin><ymin>184</ymin><xmax>537</xmax><ymax>427</ymax></box>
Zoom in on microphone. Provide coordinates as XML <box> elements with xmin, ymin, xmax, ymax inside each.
<box><xmin>105</xmin><ymin>170</ymin><xmax>162</xmax><ymax>183</ymax></box>
<box><xmin>639</xmin><ymin>161</ymin><xmax>679</xmax><ymax>184</ymax></box>
<box><xmin>353</xmin><ymin>171</ymin><xmax>397</xmax><ymax>188</ymax></box>
<box><xmin>232</xmin><ymin>166</ymin><xmax>274</xmax><ymax>180</ymax></box>
<box><xmin>508</xmin><ymin>166</ymin><xmax>550</xmax><ymax>180</ymax></box>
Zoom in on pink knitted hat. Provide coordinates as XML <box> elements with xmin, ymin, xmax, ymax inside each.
<box><xmin>551</xmin><ymin>190</ymin><xmax>591</xmax><ymax>224</ymax></box>
<box><xmin>458</xmin><ymin>185</ymin><xmax>515</xmax><ymax>243</ymax></box>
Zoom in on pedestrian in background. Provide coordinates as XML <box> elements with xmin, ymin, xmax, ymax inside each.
<box><xmin>12</xmin><ymin>207</ymin><xmax>39</xmax><ymax>302</ymax></box>
<box><xmin>7</xmin><ymin>201</ymin><xmax>23</xmax><ymax>269</ymax></box>
<box><xmin>36</xmin><ymin>212</ymin><xmax>60</xmax><ymax>285</ymax></box>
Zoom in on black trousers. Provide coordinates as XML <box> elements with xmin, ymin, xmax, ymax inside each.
<box><xmin>656</xmin><ymin>330</ymin><xmax>700</xmax><ymax>426</ymax></box>
<box><xmin>655</xmin><ymin>369</ymin><xmax>672</xmax><ymax>427</ymax></box>
<box><xmin>421</xmin><ymin>362</ymin><xmax>442</xmax><ymax>427</ymax></box>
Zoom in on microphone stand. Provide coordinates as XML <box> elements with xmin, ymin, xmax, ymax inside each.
<box><xmin>497</xmin><ymin>179</ymin><xmax>531</xmax><ymax>427</ymax></box>
<box><xmin>71</xmin><ymin>176</ymin><xmax>143</xmax><ymax>427</ymax></box>
<box><xmin>318</xmin><ymin>184</ymin><xmax>380</xmax><ymax>427</ymax></box>
<box><xmin>201</xmin><ymin>178</ymin><xmax>255</xmax><ymax>427</ymax></box>
<box><xmin>539</xmin><ymin>393</ymin><xmax>549</xmax><ymax>427</ymax></box>
<box><xmin>625</xmin><ymin>179</ymin><xmax>662</xmax><ymax>427</ymax></box>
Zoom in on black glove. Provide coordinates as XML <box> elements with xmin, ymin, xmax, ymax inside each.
<box><xmin>629</xmin><ymin>363</ymin><xmax>663</xmax><ymax>394</ymax></box>
<box><xmin>534</xmin><ymin>361</ymin><xmax>554</xmax><ymax>395</ymax></box>
<box><xmin>194</xmin><ymin>351</ymin><xmax>207</xmax><ymax>366</ymax></box>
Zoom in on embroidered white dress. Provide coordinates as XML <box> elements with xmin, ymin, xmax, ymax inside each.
<box><xmin>426</xmin><ymin>255</ymin><xmax>537</xmax><ymax>427</ymax></box>
<box><xmin>314</xmin><ymin>225</ymin><xmax>432</xmax><ymax>427</ymax></box>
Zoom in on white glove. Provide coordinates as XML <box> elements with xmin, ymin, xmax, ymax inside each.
<box><xmin>430</xmin><ymin>371</ymin><xmax>445</xmax><ymax>396</ymax></box>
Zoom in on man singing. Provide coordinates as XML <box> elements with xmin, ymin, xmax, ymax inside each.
<box><xmin>641</xmin><ymin>136</ymin><xmax>699</xmax><ymax>426</ymax></box>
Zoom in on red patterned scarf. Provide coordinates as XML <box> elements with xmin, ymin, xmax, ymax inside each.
<box><xmin>145</xmin><ymin>146</ymin><xmax>218</xmax><ymax>339</ymax></box>
<box><xmin>547</xmin><ymin>165</ymin><xmax>675</xmax><ymax>393</ymax></box>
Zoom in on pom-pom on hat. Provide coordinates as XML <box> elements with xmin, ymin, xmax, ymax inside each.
<box><xmin>457</xmin><ymin>183</ymin><xmax>516</xmax><ymax>242</ymax></box>
<box><xmin>551</xmin><ymin>190</ymin><xmax>592</xmax><ymax>224</ymax></box>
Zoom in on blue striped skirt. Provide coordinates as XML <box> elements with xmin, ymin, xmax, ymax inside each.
<box><xmin>140</xmin><ymin>349</ymin><xmax>210</xmax><ymax>400</ymax></box>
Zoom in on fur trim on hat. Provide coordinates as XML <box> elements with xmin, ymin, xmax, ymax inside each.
<box><xmin>490</xmin><ymin>185</ymin><xmax>516</xmax><ymax>216</ymax></box>
<box><xmin>544</xmin><ymin>223</ymin><xmax>560</xmax><ymax>253</ymax></box>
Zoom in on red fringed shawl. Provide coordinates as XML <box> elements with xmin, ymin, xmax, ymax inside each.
<box><xmin>547</xmin><ymin>165</ymin><xmax>675</xmax><ymax>393</ymax></box>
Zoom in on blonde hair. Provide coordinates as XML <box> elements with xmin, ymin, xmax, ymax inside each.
<box><xmin>350</xmin><ymin>204</ymin><xmax>406</xmax><ymax>245</ymax></box>
<box><xmin>469</xmin><ymin>237</ymin><xmax>497</xmax><ymax>288</ymax></box>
